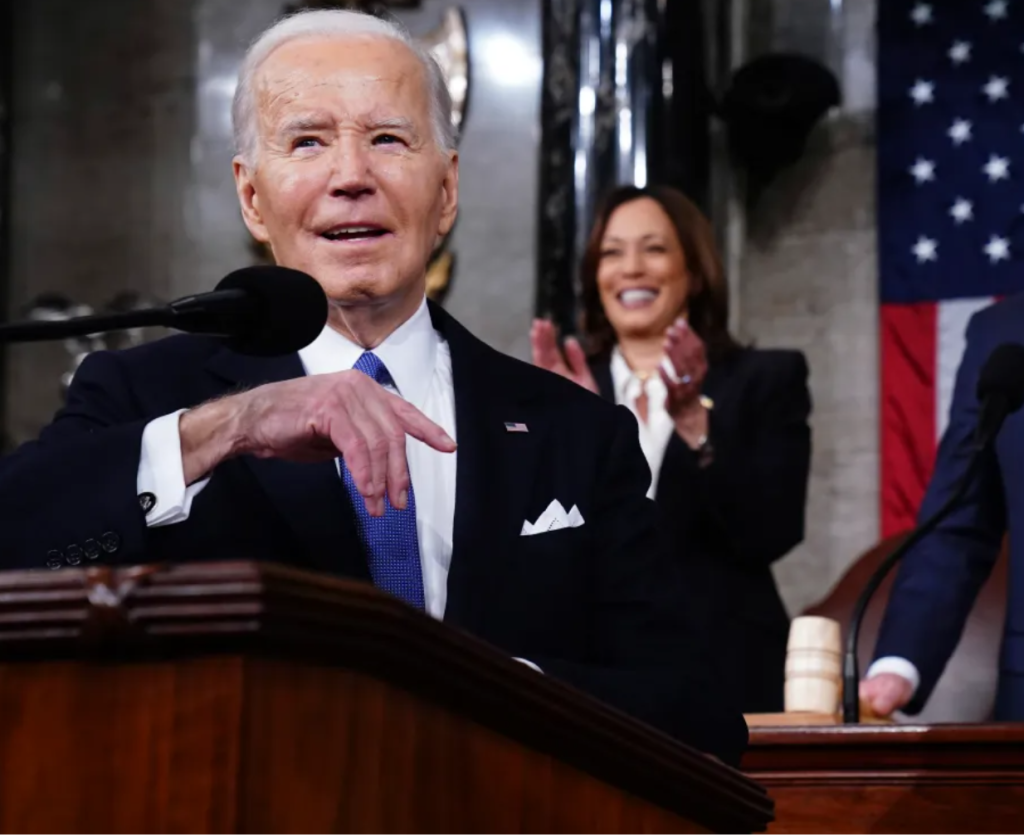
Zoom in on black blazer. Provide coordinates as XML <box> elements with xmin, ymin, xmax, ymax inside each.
<box><xmin>592</xmin><ymin>347</ymin><xmax>812</xmax><ymax>712</ymax></box>
<box><xmin>0</xmin><ymin>303</ymin><xmax>748</xmax><ymax>764</ymax></box>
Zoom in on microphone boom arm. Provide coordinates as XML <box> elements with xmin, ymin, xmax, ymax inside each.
<box><xmin>841</xmin><ymin>450</ymin><xmax>986</xmax><ymax>723</ymax></box>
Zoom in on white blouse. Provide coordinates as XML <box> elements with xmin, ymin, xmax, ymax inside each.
<box><xmin>609</xmin><ymin>347</ymin><xmax>677</xmax><ymax>499</ymax></box>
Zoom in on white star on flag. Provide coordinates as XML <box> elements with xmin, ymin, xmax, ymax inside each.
<box><xmin>984</xmin><ymin>155</ymin><xmax>1010</xmax><ymax>182</ymax></box>
<box><xmin>912</xmin><ymin>237</ymin><xmax>938</xmax><ymax>263</ymax></box>
<box><xmin>911</xmin><ymin>3</ymin><xmax>934</xmax><ymax>25</ymax></box>
<box><xmin>910</xmin><ymin>79</ymin><xmax>936</xmax><ymax>104</ymax></box>
<box><xmin>949</xmin><ymin>40</ymin><xmax>972</xmax><ymax>64</ymax></box>
<box><xmin>910</xmin><ymin>158</ymin><xmax>936</xmax><ymax>183</ymax></box>
<box><xmin>985</xmin><ymin>0</ymin><xmax>1009</xmax><ymax>21</ymax></box>
<box><xmin>948</xmin><ymin>119</ymin><xmax>972</xmax><ymax>144</ymax></box>
<box><xmin>984</xmin><ymin>76</ymin><xmax>1010</xmax><ymax>101</ymax></box>
<box><xmin>950</xmin><ymin>198</ymin><xmax>974</xmax><ymax>223</ymax></box>
<box><xmin>985</xmin><ymin>235</ymin><xmax>1010</xmax><ymax>263</ymax></box>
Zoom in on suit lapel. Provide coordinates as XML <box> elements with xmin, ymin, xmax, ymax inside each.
<box><xmin>205</xmin><ymin>348</ymin><xmax>366</xmax><ymax>579</ymax></box>
<box><xmin>430</xmin><ymin>305</ymin><xmax>548</xmax><ymax>631</ymax></box>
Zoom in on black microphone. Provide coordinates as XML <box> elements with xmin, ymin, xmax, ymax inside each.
<box><xmin>0</xmin><ymin>266</ymin><xmax>328</xmax><ymax>356</ymax></box>
<box><xmin>841</xmin><ymin>341</ymin><xmax>1024</xmax><ymax>723</ymax></box>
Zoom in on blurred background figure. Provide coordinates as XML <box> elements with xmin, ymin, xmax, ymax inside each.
<box><xmin>531</xmin><ymin>185</ymin><xmax>811</xmax><ymax>712</ymax></box>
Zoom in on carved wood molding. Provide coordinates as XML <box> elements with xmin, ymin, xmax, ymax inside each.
<box><xmin>0</xmin><ymin>560</ymin><xmax>772</xmax><ymax>833</ymax></box>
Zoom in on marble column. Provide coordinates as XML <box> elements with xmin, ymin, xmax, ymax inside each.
<box><xmin>535</xmin><ymin>0</ymin><xmax>710</xmax><ymax>334</ymax></box>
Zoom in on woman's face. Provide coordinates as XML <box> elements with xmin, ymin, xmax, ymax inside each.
<box><xmin>596</xmin><ymin>197</ymin><xmax>690</xmax><ymax>341</ymax></box>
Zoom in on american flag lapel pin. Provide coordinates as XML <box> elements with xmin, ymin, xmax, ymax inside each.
<box><xmin>504</xmin><ymin>421</ymin><xmax>529</xmax><ymax>433</ymax></box>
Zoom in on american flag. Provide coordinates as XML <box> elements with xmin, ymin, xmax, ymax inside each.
<box><xmin>504</xmin><ymin>421</ymin><xmax>529</xmax><ymax>433</ymax></box>
<box><xmin>879</xmin><ymin>0</ymin><xmax>1024</xmax><ymax>536</ymax></box>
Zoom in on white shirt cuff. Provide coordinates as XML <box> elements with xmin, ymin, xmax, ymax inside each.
<box><xmin>866</xmin><ymin>656</ymin><xmax>920</xmax><ymax>696</ymax></box>
<box><xmin>137</xmin><ymin>409</ymin><xmax>211</xmax><ymax>527</ymax></box>
<box><xmin>513</xmin><ymin>657</ymin><xmax>543</xmax><ymax>674</ymax></box>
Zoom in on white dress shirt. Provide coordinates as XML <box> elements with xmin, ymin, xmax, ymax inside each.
<box><xmin>137</xmin><ymin>296</ymin><xmax>457</xmax><ymax>620</ymax></box>
<box><xmin>865</xmin><ymin>656</ymin><xmax>921</xmax><ymax>697</ymax></box>
<box><xmin>609</xmin><ymin>347</ymin><xmax>677</xmax><ymax>499</ymax></box>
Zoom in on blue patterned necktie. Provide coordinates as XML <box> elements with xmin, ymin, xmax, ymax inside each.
<box><xmin>340</xmin><ymin>351</ymin><xmax>426</xmax><ymax>610</ymax></box>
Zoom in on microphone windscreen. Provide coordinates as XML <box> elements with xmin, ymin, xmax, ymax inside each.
<box><xmin>215</xmin><ymin>266</ymin><xmax>327</xmax><ymax>356</ymax></box>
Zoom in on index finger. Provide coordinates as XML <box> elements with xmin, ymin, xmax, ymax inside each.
<box><xmin>390</xmin><ymin>395</ymin><xmax>457</xmax><ymax>453</ymax></box>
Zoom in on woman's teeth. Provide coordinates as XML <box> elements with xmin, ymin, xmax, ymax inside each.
<box><xmin>618</xmin><ymin>289</ymin><xmax>658</xmax><ymax>307</ymax></box>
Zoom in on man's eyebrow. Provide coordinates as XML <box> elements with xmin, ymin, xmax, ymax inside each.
<box><xmin>369</xmin><ymin>117</ymin><xmax>419</xmax><ymax>135</ymax></box>
<box><xmin>277</xmin><ymin>115</ymin><xmax>335</xmax><ymax>135</ymax></box>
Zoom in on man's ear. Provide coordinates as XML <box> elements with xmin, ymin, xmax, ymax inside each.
<box><xmin>437</xmin><ymin>151</ymin><xmax>459</xmax><ymax>237</ymax></box>
<box><xmin>233</xmin><ymin>156</ymin><xmax>271</xmax><ymax>243</ymax></box>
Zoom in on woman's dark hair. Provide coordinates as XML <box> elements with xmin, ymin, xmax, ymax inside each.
<box><xmin>579</xmin><ymin>184</ymin><xmax>740</xmax><ymax>362</ymax></box>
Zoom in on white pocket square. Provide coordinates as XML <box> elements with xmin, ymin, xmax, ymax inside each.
<box><xmin>520</xmin><ymin>500</ymin><xmax>585</xmax><ymax>536</ymax></box>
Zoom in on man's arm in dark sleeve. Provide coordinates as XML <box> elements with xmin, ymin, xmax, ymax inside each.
<box><xmin>873</xmin><ymin>308</ymin><xmax>1006</xmax><ymax>713</ymax></box>
<box><xmin>0</xmin><ymin>351</ymin><xmax>153</xmax><ymax>569</ymax></box>
<box><xmin>530</xmin><ymin>406</ymin><xmax>749</xmax><ymax>766</ymax></box>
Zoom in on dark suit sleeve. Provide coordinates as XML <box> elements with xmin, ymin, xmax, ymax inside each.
<box><xmin>873</xmin><ymin>311</ymin><xmax>1006</xmax><ymax>713</ymax></box>
<box><xmin>658</xmin><ymin>350</ymin><xmax>811</xmax><ymax>568</ymax></box>
<box><xmin>0</xmin><ymin>351</ymin><xmax>153</xmax><ymax>569</ymax></box>
<box><xmin>530</xmin><ymin>405</ymin><xmax>749</xmax><ymax>766</ymax></box>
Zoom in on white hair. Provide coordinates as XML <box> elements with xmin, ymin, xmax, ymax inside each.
<box><xmin>231</xmin><ymin>9</ymin><xmax>456</xmax><ymax>164</ymax></box>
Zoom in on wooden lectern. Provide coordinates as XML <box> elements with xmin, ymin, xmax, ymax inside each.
<box><xmin>0</xmin><ymin>561</ymin><xmax>771</xmax><ymax>833</ymax></box>
<box><xmin>743</xmin><ymin>723</ymin><xmax>1024</xmax><ymax>833</ymax></box>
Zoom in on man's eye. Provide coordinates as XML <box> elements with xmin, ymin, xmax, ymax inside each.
<box><xmin>373</xmin><ymin>134</ymin><xmax>401</xmax><ymax>145</ymax></box>
<box><xmin>294</xmin><ymin>137</ymin><xmax>321</xmax><ymax>149</ymax></box>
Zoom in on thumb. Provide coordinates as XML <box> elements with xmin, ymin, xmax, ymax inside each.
<box><xmin>564</xmin><ymin>337</ymin><xmax>599</xmax><ymax>393</ymax></box>
<box><xmin>563</xmin><ymin>336</ymin><xmax>589</xmax><ymax>376</ymax></box>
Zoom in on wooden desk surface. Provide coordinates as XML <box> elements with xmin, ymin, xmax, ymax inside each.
<box><xmin>742</xmin><ymin>723</ymin><xmax>1024</xmax><ymax>833</ymax></box>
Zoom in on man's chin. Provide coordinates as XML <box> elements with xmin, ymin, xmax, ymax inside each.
<box><xmin>322</xmin><ymin>280</ymin><xmax>425</xmax><ymax>311</ymax></box>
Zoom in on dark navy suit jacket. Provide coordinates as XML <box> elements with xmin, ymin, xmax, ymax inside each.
<box><xmin>0</xmin><ymin>302</ymin><xmax>748</xmax><ymax>764</ymax></box>
<box><xmin>874</xmin><ymin>294</ymin><xmax>1024</xmax><ymax>719</ymax></box>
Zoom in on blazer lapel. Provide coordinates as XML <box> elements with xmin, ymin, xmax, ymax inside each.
<box><xmin>205</xmin><ymin>348</ymin><xmax>367</xmax><ymax>579</ymax></box>
<box><xmin>430</xmin><ymin>306</ymin><xmax>548</xmax><ymax>631</ymax></box>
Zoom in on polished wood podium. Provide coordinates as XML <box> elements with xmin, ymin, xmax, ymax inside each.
<box><xmin>742</xmin><ymin>723</ymin><xmax>1024</xmax><ymax>833</ymax></box>
<box><xmin>0</xmin><ymin>561</ymin><xmax>771</xmax><ymax>833</ymax></box>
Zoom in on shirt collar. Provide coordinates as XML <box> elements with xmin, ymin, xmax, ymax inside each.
<box><xmin>298</xmin><ymin>296</ymin><xmax>439</xmax><ymax>409</ymax></box>
<box><xmin>609</xmin><ymin>345</ymin><xmax>668</xmax><ymax>403</ymax></box>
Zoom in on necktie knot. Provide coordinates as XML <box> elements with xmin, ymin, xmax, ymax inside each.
<box><xmin>354</xmin><ymin>351</ymin><xmax>393</xmax><ymax>387</ymax></box>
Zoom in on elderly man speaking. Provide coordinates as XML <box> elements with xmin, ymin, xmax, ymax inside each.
<box><xmin>0</xmin><ymin>10</ymin><xmax>745</xmax><ymax>763</ymax></box>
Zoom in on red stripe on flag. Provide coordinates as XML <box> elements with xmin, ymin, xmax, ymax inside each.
<box><xmin>880</xmin><ymin>302</ymin><xmax>938</xmax><ymax>538</ymax></box>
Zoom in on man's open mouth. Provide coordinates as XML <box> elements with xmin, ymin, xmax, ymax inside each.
<box><xmin>320</xmin><ymin>225</ymin><xmax>391</xmax><ymax>241</ymax></box>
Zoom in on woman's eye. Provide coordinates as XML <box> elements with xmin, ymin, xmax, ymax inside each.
<box><xmin>646</xmin><ymin>245</ymin><xmax>666</xmax><ymax>253</ymax></box>
<box><xmin>599</xmin><ymin>249</ymin><xmax>620</xmax><ymax>258</ymax></box>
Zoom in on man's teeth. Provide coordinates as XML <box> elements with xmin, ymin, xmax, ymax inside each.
<box><xmin>619</xmin><ymin>289</ymin><xmax>658</xmax><ymax>305</ymax></box>
<box><xmin>323</xmin><ymin>227</ymin><xmax>383</xmax><ymax>239</ymax></box>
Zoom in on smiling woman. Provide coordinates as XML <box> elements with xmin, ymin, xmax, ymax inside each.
<box><xmin>531</xmin><ymin>184</ymin><xmax>813</xmax><ymax>713</ymax></box>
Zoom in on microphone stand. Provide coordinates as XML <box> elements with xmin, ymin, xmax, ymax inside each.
<box><xmin>0</xmin><ymin>290</ymin><xmax>247</xmax><ymax>345</ymax></box>
<box><xmin>841</xmin><ymin>449</ymin><xmax>986</xmax><ymax>723</ymax></box>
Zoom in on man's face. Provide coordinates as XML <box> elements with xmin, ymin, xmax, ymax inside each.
<box><xmin>234</xmin><ymin>36</ymin><xmax>458</xmax><ymax>312</ymax></box>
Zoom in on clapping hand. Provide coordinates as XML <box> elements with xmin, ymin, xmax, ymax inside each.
<box><xmin>660</xmin><ymin>318</ymin><xmax>708</xmax><ymax>418</ymax></box>
<box><xmin>530</xmin><ymin>319</ymin><xmax>599</xmax><ymax>394</ymax></box>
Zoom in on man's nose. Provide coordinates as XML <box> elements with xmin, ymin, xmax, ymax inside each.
<box><xmin>327</xmin><ymin>139</ymin><xmax>376</xmax><ymax>198</ymax></box>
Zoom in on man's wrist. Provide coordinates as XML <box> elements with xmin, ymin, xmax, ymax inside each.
<box><xmin>179</xmin><ymin>397</ymin><xmax>247</xmax><ymax>485</ymax></box>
